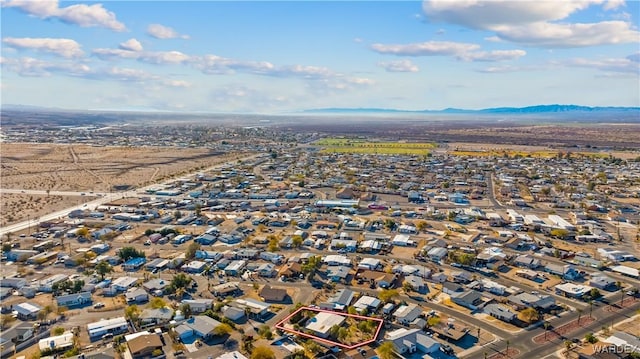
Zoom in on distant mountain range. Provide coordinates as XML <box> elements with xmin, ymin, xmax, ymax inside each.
<box><xmin>303</xmin><ymin>104</ymin><xmax>640</xmax><ymax>114</ymax></box>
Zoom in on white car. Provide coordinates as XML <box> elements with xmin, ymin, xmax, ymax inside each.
<box><xmin>93</xmin><ymin>302</ymin><xmax>105</xmax><ymax>309</ymax></box>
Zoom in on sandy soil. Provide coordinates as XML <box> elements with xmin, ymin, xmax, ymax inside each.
<box><xmin>0</xmin><ymin>143</ymin><xmax>241</xmax><ymax>227</ymax></box>
<box><xmin>0</xmin><ymin>193</ymin><xmax>81</xmax><ymax>227</ymax></box>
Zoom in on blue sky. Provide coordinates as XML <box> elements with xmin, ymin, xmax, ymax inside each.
<box><xmin>1</xmin><ymin>0</ymin><xmax>639</xmax><ymax>113</ymax></box>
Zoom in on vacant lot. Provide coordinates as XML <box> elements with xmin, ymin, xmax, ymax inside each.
<box><xmin>0</xmin><ymin>144</ymin><xmax>241</xmax><ymax>226</ymax></box>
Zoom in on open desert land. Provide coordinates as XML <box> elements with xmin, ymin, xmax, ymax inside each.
<box><xmin>0</xmin><ymin>143</ymin><xmax>244</xmax><ymax>226</ymax></box>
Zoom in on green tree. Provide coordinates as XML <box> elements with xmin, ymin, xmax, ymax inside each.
<box><xmin>118</xmin><ymin>247</ymin><xmax>145</xmax><ymax>261</ymax></box>
<box><xmin>585</xmin><ymin>333</ymin><xmax>598</xmax><ymax>344</ymax></box>
<box><xmin>258</xmin><ymin>325</ymin><xmax>273</xmax><ymax>339</ymax></box>
<box><xmin>124</xmin><ymin>305</ymin><xmax>141</xmax><ymax>323</ymax></box>
<box><xmin>149</xmin><ymin>297</ymin><xmax>167</xmax><ymax>309</ymax></box>
<box><xmin>179</xmin><ymin>303</ymin><xmax>192</xmax><ymax>319</ymax></box>
<box><xmin>291</xmin><ymin>235</ymin><xmax>303</xmax><ymax>248</ymax></box>
<box><xmin>185</xmin><ymin>241</ymin><xmax>200</xmax><ymax>260</ymax></box>
<box><xmin>2</xmin><ymin>243</ymin><xmax>11</xmax><ymax>253</ymax></box>
<box><xmin>519</xmin><ymin>307</ymin><xmax>540</xmax><ymax>324</ymax></box>
<box><xmin>251</xmin><ymin>345</ymin><xmax>276</xmax><ymax>359</ymax></box>
<box><xmin>95</xmin><ymin>260</ymin><xmax>113</xmax><ymax>280</ymax></box>
<box><xmin>376</xmin><ymin>341</ymin><xmax>396</xmax><ymax>359</ymax></box>
<box><xmin>379</xmin><ymin>289</ymin><xmax>399</xmax><ymax>303</ymax></box>
<box><xmin>427</xmin><ymin>316</ymin><xmax>441</xmax><ymax>328</ymax></box>
<box><xmin>52</xmin><ymin>327</ymin><xmax>65</xmax><ymax>335</ymax></box>
<box><xmin>213</xmin><ymin>323</ymin><xmax>233</xmax><ymax>336</ymax></box>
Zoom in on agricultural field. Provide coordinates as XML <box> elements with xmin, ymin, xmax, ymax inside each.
<box><xmin>316</xmin><ymin>138</ymin><xmax>436</xmax><ymax>155</ymax></box>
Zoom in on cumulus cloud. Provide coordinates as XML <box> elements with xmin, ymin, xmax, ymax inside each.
<box><xmin>119</xmin><ymin>39</ymin><xmax>143</xmax><ymax>52</ymax></box>
<box><xmin>147</xmin><ymin>24</ymin><xmax>190</xmax><ymax>39</ymax></box>
<box><xmin>422</xmin><ymin>0</ymin><xmax>639</xmax><ymax>48</ymax></box>
<box><xmin>2</xmin><ymin>0</ymin><xmax>126</xmax><ymax>31</ymax></box>
<box><xmin>0</xmin><ymin>56</ymin><xmax>90</xmax><ymax>77</ymax></box>
<box><xmin>93</xmin><ymin>46</ymin><xmax>190</xmax><ymax>65</ymax></box>
<box><xmin>492</xmin><ymin>21</ymin><xmax>639</xmax><ymax>48</ymax></box>
<box><xmin>371</xmin><ymin>41</ymin><xmax>480</xmax><ymax>56</ymax></box>
<box><xmin>3</xmin><ymin>37</ymin><xmax>83</xmax><ymax>58</ymax></box>
<box><xmin>563</xmin><ymin>56</ymin><xmax>640</xmax><ymax>73</ymax></box>
<box><xmin>378</xmin><ymin>59</ymin><xmax>420</xmax><ymax>72</ymax></box>
<box><xmin>458</xmin><ymin>49</ymin><xmax>526</xmax><ymax>62</ymax></box>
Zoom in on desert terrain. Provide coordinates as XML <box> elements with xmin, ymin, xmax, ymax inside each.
<box><xmin>0</xmin><ymin>144</ymin><xmax>242</xmax><ymax>226</ymax></box>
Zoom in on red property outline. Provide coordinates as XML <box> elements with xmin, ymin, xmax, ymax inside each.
<box><xmin>274</xmin><ymin>306</ymin><xmax>384</xmax><ymax>349</ymax></box>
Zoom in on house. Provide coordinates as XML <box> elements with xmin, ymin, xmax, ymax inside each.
<box><xmin>323</xmin><ymin>255</ymin><xmax>351</xmax><ymax>267</ymax></box>
<box><xmin>195</xmin><ymin>250</ymin><xmax>222</xmax><ymax>261</ymax></box>
<box><xmin>0</xmin><ymin>278</ymin><xmax>27</xmax><ymax>289</ymax></box>
<box><xmin>451</xmin><ymin>270</ymin><xmax>473</xmax><ymax>283</ymax></box>
<box><xmin>2</xmin><ymin>326</ymin><xmax>35</xmax><ymax>344</ymax></box>
<box><xmin>430</xmin><ymin>272</ymin><xmax>448</xmax><ymax>283</ymax></box>
<box><xmin>357</xmin><ymin>258</ymin><xmax>381</xmax><ymax>271</ymax></box>
<box><xmin>603</xmin><ymin>332</ymin><xmax>640</xmax><ymax>355</ymax></box>
<box><xmin>392</xmin><ymin>234</ymin><xmax>413</xmax><ymax>246</ymax></box>
<box><xmin>359</xmin><ymin>240</ymin><xmax>382</xmax><ymax>252</ymax></box>
<box><xmin>357</xmin><ymin>270</ymin><xmax>396</xmax><ymax>288</ymax></box>
<box><xmin>555</xmin><ymin>283</ymin><xmax>593</xmax><ymax>299</ymax></box>
<box><xmin>112</xmin><ymin>276</ymin><xmax>139</xmax><ymax>291</ymax></box>
<box><xmin>225</xmin><ymin>260</ymin><xmax>247</xmax><ymax>276</ymax></box>
<box><xmin>319</xmin><ymin>288</ymin><xmax>355</xmax><ymax>311</ymax></box>
<box><xmin>181</xmin><ymin>299</ymin><xmax>214</xmax><ymax>314</ymax></box>
<box><xmin>484</xmin><ymin>304</ymin><xmax>516</xmax><ymax>322</ymax></box>
<box><xmin>513</xmin><ymin>254</ymin><xmax>541</xmax><ymax>269</ymax></box>
<box><xmin>87</xmin><ymin>317</ymin><xmax>129</xmax><ymax>339</ymax></box>
<box><xmin>259</xmin><ymin>286</ymin><xmax>288</xmax><ymax>303</ymax></box>
<box><xmin>182</xmin><ymin>260</ymin><xmax>207</xmax><ymax>273</ymax></box>
<box><xmin>442</xmin><ymin>282</ymin><xmax>464</xmax><ymax>295</ymax></box>
<box><xmin>38</xmin><ymin>332</ymin><xmax>75</xmax><ymax>353</ymax></box>
<box><xmin>393</xmin><ymin>304</ymin><xmax>423</xmax><ymax>325</ymax></box>
<box><xmin>232</xmin><ymin>298</ymin><xmax>270</xmax><ymax>319</ymax></box>
<box><xmin>217</xmin><ymin>352</ymin><xmax>249</xmax><ymax>359</ymax></box>
<box><xmin>326</xmin><ymin>266</ymin><xmax>350</xmax><ymax>282</ymax></box>
<box><xmin>305</xmin><ymin>312</ymin><xmax>346</xmax><ymax>338</ymax></box>
<box><xmin>127</xmin><ymin>333</ymin><xmax>163</xmax><ymax>359</ymax></box>
<box><xmin>212</xmin><ymin>282</ymin><xmax>241</xmax><ymax>298</ymax></box>
<box><xmin>223</xmin><ymin>306</ymin><xmax>246</xmax><ymax>322</ymax></box>
<box><xmin>590</xmin><ymin>276</ymin><xmax>616</xmax><ymax>290</ymax></box>
<box><xmin>508</xmin><ymin>293</ymin><xmax>556</xmax><ymax>311</ymax></box>
<box><xmin>14</xmin><ymin>302</ymin><xmax>42</xmax><ymax>320</ymax></box>
<box><xmin>279</xmin><ymin>262</ymin><xmax>302</xmax><ymax>279</ymax></box>
<box><xmin>353</xmin><ymin>295</ymin><xmax>381</xmax><ymax>313</ymax></box>
<box><xmin>56</xmin><ymin>291</ymin><xmax>92</xmax><ymax>308</ymax></box>
<box><xmin>545</xmin><ymin>264</ymin><xmax>580</xmax><ymax>280</ymax></box>
<box><xmin>404</xmin><ymin>275</ymin><xmax>427</xmax><ymax>293</ymax></box>
<box><xmin>143</xmin><ymin>278</ymin><xmax>168</xmax><ymax>293</ymax></box>
<box><xmin>260</xmin><ymin>252</ymin><xmax>284</xmax><ymax>264</ymax></box>
<box><xmin>427</xmin><ymin>247</ymin><xmax>448</xmax><ymax>262</ymax></box>
<box><xmin>140</xmin><ymin>307</ymin><xmax>174</xmax><ymax>326</ymax></box>
<box><xmin>451</xmin><ymin>290</ymin><xmax>485</xmax><ymax>310</ymax></box>
<box><xmin>125</xmin><ymin>287</ymin><xmax>149</xmax><ymax>303</ymax></box>
<box><xmin>122</xmin><ymin>257</ymin><xmax>146</xmax><ymax>271</ymax></box>
<box><xmin>480</xmin><ymin>279</ymin><xmax>507</xmax><ymax>295</ymax></box>
<box><xmin>256</xmin><ymin>263</ymin><xmax>277</xmax><ymax>277</ymax></box>
<box><xmin>175</xmin><ymin>315</ymin><xmax>222</xmax><ymax>341</ymax></box>
<box><xmin>386</xmin><ymin>328</ymin><xmax>440</xmax><ymax>355</ymax></box>
<box><xmin>38</xmin><ymin>274</ymin><xmax>68</xmax><ymax>292</ymax></box>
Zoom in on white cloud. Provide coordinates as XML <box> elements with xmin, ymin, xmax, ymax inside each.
<box><xmin>603</xmin><ymin>0</ymin><xmax>625</xmax><ymax>10</ymax></box>
<box><xmin>492</xmin><ymin>21</ymin><xmax>639</xmax><ymax>48</ymax></box>
<box><xmin>423</xmin><ymin>0</ymin><xmax>639</xmax><ymax>48</ymax></box>
<box><xmin>371</xmin><ymin>41</ymin><xmax>480</xmax><ymax>56</ymax></box>
<box><xmin>0</xmin><ymin>56</ymin><xmax>90</xmax><ymax>77</ymax></box>
<box><xmin>119</xmin><ymin>39</ymin><xmax>143</xmax><ymax>52</ymax></box>
<box><xmin>378</xmin><ymin>59</ymin><xmax>420</xmax><ymax>72</ymax></box>
<box><xmin>139</xmin><ymin>51</ymin><xmax>190</xmax><ymax>65</ymax></box>
<box><xmin>147</xmin><ymin>24</ymin><xmax>189</xmax><ymax>40</ymax></box>
<box><xmin>104</xmin><ymin>67</ymin><xmax>156</xmax><ymax>82</ymax></box>
<box><xmin>2</xmin><ymin>0</ymin><xmax>126</xmax><ymax>31</ymax></box>
<box><xmin>458</xmin><ymin>49</ymin><xmax>526</xmax><ymax>62</ymax></box>
<box><xmin>423</xmin><ymin>0</ymin><xmax>602</xmax><ymax>29</ymax></box>
<box><xmin>564</xmin><ymin>56</ymin><xmax>640</xmax><ymax>73</ymax></box>
<box><xmin>163</xmin><ymin>80</ymin><xmax>191</xmax><ymax>88</ymax></box>
<box><xmin>3</xmin><ymin>37</ymin><xmax>83</xmax><ymax>58</ymax></box>
<box><xmin>93</xmin><ymin>47</ymin><xmax>190</xmax><ymax>65</ymax></box>
<box><xmin>475</xmin><ymin>64</ymin><xmax>548</xmax><ymax>73</ymax></box>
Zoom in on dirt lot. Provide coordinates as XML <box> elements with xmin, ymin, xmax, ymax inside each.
<box><xmin>0</xmin><ymin>193</ymin><xmax>83</xmax><ymax>227</ymax></box>
<box><xmin>0</xmin><ymin>143</ymin><xmax>241</xmax><ymax>226</ymax></box>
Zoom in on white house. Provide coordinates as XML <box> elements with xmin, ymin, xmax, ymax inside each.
<box><xmin>56</xmin><ymin>291</ymin><xmax>92</xmax><ymax>307</ymax></box>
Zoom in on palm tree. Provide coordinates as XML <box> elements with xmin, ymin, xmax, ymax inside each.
<box><xmin>577</xmin><ymin>308</ymin><xmax>583</xmax><ymax>325</ymax></box>
<box><xmin>564</xmin><ymin>340</ymin><xmax>572</xmax><ymax>357</ymax></box>
<box><xmin>543</xmin><ymin>321</ymin><xmax>550</xmax><ymax>340</ymax></box>
<box><xmin>505</xmin><ymin>340</ymin><xmax>510</xmax><ymax>356</ymax></box>
<box><xmin>588</xmin><ymin>300</ymin><xmax>593</xmax><ymax>319</ymax></box>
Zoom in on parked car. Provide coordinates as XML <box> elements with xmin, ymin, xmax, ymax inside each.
<box><xmin>93</xmin><ymin>302</ymin><xmax>105</xmax><ymax>309</ymax></box>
